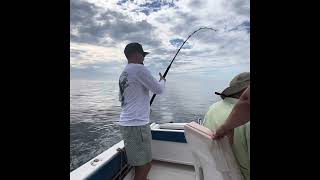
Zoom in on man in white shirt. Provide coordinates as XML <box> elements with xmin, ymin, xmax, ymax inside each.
<box><xmin>119</xmin><ymin>42</ymin><xmax>166</xmax><ymax>180</ymax></box>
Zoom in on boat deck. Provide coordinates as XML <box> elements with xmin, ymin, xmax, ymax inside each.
<box><xmin>149</xmin><ymin>160</ymin><xmax>195</xmax><ymax>180</ymax></box>
<box><xmin>125</xmin><ymin>160</ymin><xmax>195</xmax><ymax>180</ymax></box>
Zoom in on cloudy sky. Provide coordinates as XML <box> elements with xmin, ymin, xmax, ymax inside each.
<box><xmin>70</xmin><ymin>0</ymin><xmax>250</xmax><ymax>80</ymax></box>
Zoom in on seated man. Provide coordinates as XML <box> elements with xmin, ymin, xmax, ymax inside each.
<box><xmin>203</xmin><ymin>72</ymin><xmax>250</xmax><ymax>180</ymax></box>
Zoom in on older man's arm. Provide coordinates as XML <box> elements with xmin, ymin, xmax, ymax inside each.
<box><xmin>212</xmin><ymin>86</ymin><xmax>250</xmax><ymax>139</ymax></box>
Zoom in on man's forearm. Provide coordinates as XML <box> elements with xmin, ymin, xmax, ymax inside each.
<box><xmin>221</xmin><ymin>86</ymin><xmax>250</xmax><ymax>131</ymax></box>
<box><xmin>221</xmin><ymin>100</ymin><xmax>250</xmax><ymax>131</ymax></box>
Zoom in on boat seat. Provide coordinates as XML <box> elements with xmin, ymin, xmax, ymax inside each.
<box><xmin>184</xmin><ymin>122</ymin><xmax>243</xmax><ymax>180</ymax></box>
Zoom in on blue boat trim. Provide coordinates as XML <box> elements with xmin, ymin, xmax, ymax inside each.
<box><xmin>86</xmin><ymin>130</ymin><xmax>186</xmax><ymax>179</ymax></box>
<box><xmin>151</xmin><ymin>130</ymin><xmax>187</xmax><ymax>143</ymax></box>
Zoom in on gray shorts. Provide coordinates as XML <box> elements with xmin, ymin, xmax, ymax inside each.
<box><xmin>119</xmin><ymin>124</ymin><xmax>152</xmax><ymax>166</ymax></box>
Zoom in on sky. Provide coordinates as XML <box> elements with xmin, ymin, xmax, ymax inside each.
<box><xmin>70</xmin><ymin>0</ymin><xmax>250</xmax><ymax>80</ymax></box>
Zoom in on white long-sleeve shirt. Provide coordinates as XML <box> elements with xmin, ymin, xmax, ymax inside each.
<box><xmin>118</xmin><ymin>63</ymin><xmax>165</xmax><ymax>126</ymax></box>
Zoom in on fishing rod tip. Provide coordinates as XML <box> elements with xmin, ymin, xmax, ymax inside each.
<box><xmin>201</xmin><ymin>27</ymin><xmax>217</xmax><ymax>31</ymax></box>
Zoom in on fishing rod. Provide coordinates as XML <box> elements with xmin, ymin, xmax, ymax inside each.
<box><xmin>150</xmin><ymin>27</ymin><xmax>217</xmax><ymax>106</ymax></box>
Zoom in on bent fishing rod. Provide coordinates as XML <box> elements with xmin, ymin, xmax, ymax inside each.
<box><xmin>150</xmin><ymin>27</ymin><xmax>217</xmax><ymax>106</ymax></box>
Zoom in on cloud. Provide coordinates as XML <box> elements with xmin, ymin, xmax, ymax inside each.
<box><xmin>134</xmin><ymin>0</ymin><xmax>177</xmax><ymax>16</ymax></box>
<box><xmin>70</xmin><ymin>0</ymin><xmax>162</xmax><ymax>47</ymax></box>
<box><xmin>229</xmin><ymin>20</ymin><xmax>250</xmax><ymax>33</ymax></box>
<box><xmin>116</xmin><ymin>0</ymin><xmax>178</xmax><ymax>15</ymax></box>
<box><xmin>169</xmin><ymin>38</ymin><xmax>192</xmax><ymax>49</ymax></box>
<box><xmin>225</xmin><ymin>0</ymin><xmax>250</xmax><ymax>16</ymax></box>
<box><xmin>70</xmin><ymin>0</ymin><xmax>103</xmax><ymax>43</ymax></box>
<box><xmin>70</xmin><ymin>0</ymin><xmax>250</xmax><ymax>79</ymax></box>
<box><xmin>70</xmin><ymin>42</ymin><xmax>126</xmax><ymax>68</ymax></box>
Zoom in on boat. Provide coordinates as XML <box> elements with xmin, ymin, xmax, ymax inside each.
<box><xmin>70</xmin><ymin>122</ymin><xmax>243</xmax><ymax>180</ymax></box>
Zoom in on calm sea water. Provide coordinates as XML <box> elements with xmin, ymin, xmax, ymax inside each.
<box><xmin>70</xmin><ymin>76</ymin><xmax>228</xmax><ymax>171</ymax></box>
